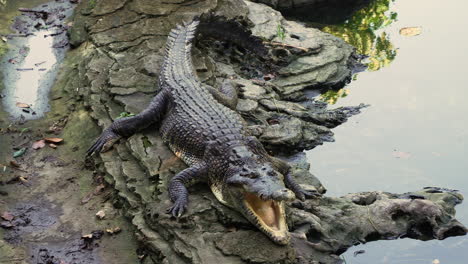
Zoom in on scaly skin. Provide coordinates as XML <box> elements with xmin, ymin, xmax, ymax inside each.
<box><xmin>88</xmin><ymin>19</ymin><xmax>319</xmax><ymax>245</ymax></box>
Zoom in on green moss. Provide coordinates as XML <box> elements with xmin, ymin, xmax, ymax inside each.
<box><xmin>0</xmin><ymin>41</ymin><xmax>7</xmax><ymax>58</ymax></box>
<box><xmin>88</xmin><ymin>0</ymin><xmax>96</xmax><ymax>9</ymax></box>
<box><xmin>276</xmin><ymin>23</ymin><xmax>286</xmax><ymax>41</ymax></box>
<box><xmin>116</xmin><ymin>112</ymin><xmax>135</xmax><ymax>119</ymax></box>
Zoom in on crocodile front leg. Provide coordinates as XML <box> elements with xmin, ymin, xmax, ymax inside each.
<box><xmin>87</xmin><ymin>91</ymin><xmax>169</xmax><ymax>155</ymax></box>
<box><xmin>245</xmin><ymin>136</ymin><xmax>321</xmax><ymax>201</ymax></box>
<box><xmin>168</xmin><ymin>162</ymin><xmax>208</xmax><ymax>217</ymax></box>
<box><xmin>269</xmin><ymin>155</ymin><xmax>321</xmax><ymax>201</ymax></box>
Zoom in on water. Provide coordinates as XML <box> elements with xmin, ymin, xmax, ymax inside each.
<box><xmin>2</xmin><ymin>29</ymin><xmax>58</xmax><ymax>118</ymax></box>
<box><xmin>0</xmin><ymin>0</ymin><xmax>74</xmax><ymax>119</ymax></box>
<box><xmin>307</xmin><ymin>0</ymin><xmax>468</xmax><ymax>263</ymax></box>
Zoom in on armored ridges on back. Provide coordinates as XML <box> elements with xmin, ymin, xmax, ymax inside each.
<box><xmin>88</xmin><ymin>18</ymin><xmax>319</xmax><ymax>245</ymax></box>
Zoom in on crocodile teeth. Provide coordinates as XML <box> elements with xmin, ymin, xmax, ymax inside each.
<box><xmin>243</xmin><ymin>192</ymin><xmax>289</xmax><ymax>244</ymax></box>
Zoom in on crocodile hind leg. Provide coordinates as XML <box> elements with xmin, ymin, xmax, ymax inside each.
<box><xmin>87</xmin><ymin>90</ymin><xmax>169</xmax><ymax>155</ymax></box>
<box><xmin>168</xmin><ymin>162</ymin><xmax>208</xmax><ymax>217</ymax></box>
<box><xmin>205</xmin><ymin>79</ymin><xmax>238</xmax><ymax>110</ymax></box>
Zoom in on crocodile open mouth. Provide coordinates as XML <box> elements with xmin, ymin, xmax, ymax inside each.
<box><xmin>243</xmin><ymin>192</ymin><xmax>289</xmax><ymax>244</ymax></box>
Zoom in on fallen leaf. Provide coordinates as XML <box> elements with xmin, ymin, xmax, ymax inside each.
<box><xmin>96</xmin><ymin>210</ymin><xmax>105</xmax><ymax>219</ymax></box>
<box><xmin>392</xmin><ymin>151</ymin><xmax>411</xmax><ymax>159</ymax></box>
<box><xmin>82</xmin><ymin>234</ymin><xmax>93</xmax><ymax>239</ymax></box>
<box><xmin>32</xmin><ymin>140</ymin><xmax>46</xmax><ymax>150</ymax></box>
<box><xmin>1</xmin><ymin>37</ymin><xmax>7</xmax><ymax>42</ymax></box>
<box><xmin>15</xmin><ymin>102</ymin><xmax>30</xmax><ymax>108</ymax></box>
<box><xmin>1</xmin><ymin>212</ymin><xmax>14</xmax><ymax>221</ymax></box>
<box><xmin>19</xmin><ymin>176</ymin><xmax>28</xmax><ymax>183</ymax></box>
<box><xmin>81</xmin><ymin>192</ymin><xmax>93</xmax><ymax>205</ymax></box>
<box><xmin>13</xmin><ymin>148</ymin><xmax>27</xmax><ymax>158</ymax></box>
<box><xmin>106</xmin><ymin>227</ymin><xmax>121</xmax><ymax>235</ymax></box>
<box><xmin>399</xmin><ymin>27</ymin><xmax>422</xmax><ymax>37</ymax></box>
<box><xmin>44</xmin><ymin>137</ymin><xmax>63</xmax><ymax>143</ymax></box>
<box><xmin>49</xmin><ymin>143</ymin><xmax>57</xmax><ymax>149</ymax></box>
<box><xmin>9</xmin><ymin>161</ymin><xmax>20</xmax><ymax>168</ymax></box>
<box><xmin>0</xmin><ymin>221</ymin><xmax>14</xmax><ymax>228</ymax></box>
<box><xmin>93</xmin><ymin>184</ymin><xmax>105</xmax><ymax>195</ymax></box>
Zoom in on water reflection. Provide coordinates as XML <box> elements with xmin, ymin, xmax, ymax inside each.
<box><xmin>3</xmin><ymin>30</ymin><xmax>57</xmax><ymax>116</ymax></box>
<box><xmin>320</xmin><ymin>88</ymin><xmax>350</xmax><ymax>105</ymax></box>
<box><xmin>323</xmin><ymin>0</ymin><xmax>398</xmax><ymax>72</ymax></box>
<box><xmin>0</xmin><ymin>0</ymin><xmax>74</xmax><ymax>119</ymax></box>
<box><xmin>308</xmin><ymin>0</ymin><xmax>468</xmax><ymax>262</ymax></box>
<box><xmin>319</xmin><ymin>0</ymin><xmax>398</xmax><ymax>104</ymax></box>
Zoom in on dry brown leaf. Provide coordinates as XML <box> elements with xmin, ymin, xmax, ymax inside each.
<box><xmin>399</xmin><ymin>27</ymin><xmax>422</xmax><ymax>37</ymax></box>
<box><xmin>93</xmin><ymin>184</ymin><xmax>105</xmax><ymax>195</ymax></box>
<box><xmin>1</xmin><ymin>212</ymin><xmax>14</xmax><ymax>221</ymax></box>
<box><xmin>82</xmin><ymin>234</ymin><xmax>93</xmax><ymax>239</ymax></box>
<box><xmin>0</xmin><ymin>221</ymin><xmax>14</xmax><ymax>228</ymax></box>
<box><xmin>106</xmin><ymin>227</ymin><xmax>121</xmax><ymax>235</ymax></box>
<box><xmin>392</xmin><ymin>151</ymin><xmax>411</xmax><ymax>159</ymax></box>
<box><xmin>9</xmin><ymin>161</ymin><xmax>20</xmax><ymax>168</ymax></box>
<box><xmin>16</xmin><ymin>102</ymin><xmax>30</xmax><ymax>108</ymax></box>
<box><xmin>96</xmin><ymin>210</ymin><xmax>105</xmax><ymax>219</ymax></box>
<box><xmin>19</xmin><ymin>176</ymin><xmax>28</xmax><ymax>183</ymax></box>
<box><xmin>44</xmin><ymin>137</ymin><xmax>63</xmax><ymax>143</ymax></box>
<box><xmin>32</xmin><ymin>140</ymin><xmax>46</xmax><ymax>150</ymax></box>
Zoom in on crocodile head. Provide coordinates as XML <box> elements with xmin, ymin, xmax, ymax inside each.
<box><xmin>211</xmin><ymin>147</ymin><xmax>295</xmax><ymax>245</ymax></box>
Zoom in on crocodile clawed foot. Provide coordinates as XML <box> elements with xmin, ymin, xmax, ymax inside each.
<box><xmin>87</xmin><ymin>128</ymin><xmax>121</xmax><ymax>156</ymax></box>
<box><xmin>293</xmin><ymin>187</ymin><xmax>322</xmax><ymax>201</ymax></box>
<box><xmin>167</xmin><ymin>199</ymin><xmax>188</xmax><ymax>218</ymax></box>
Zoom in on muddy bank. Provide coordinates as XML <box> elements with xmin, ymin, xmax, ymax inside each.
<box><xmin>1</xmin><ymin>0</ymin><xmax>464</xmax><ymax>264</ymax></box>
<box><xmin>0</xmin><ymin>2</ymin><xmax>142</xmax><ymax>262</ymax></box>
<box><xmin>0</xmin><ymin>52</ymin><xmax>142</xmax><ymax>263</ymax></box>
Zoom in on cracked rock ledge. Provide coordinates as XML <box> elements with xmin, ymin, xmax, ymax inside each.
<box><xmin>57</xmin><ymin>0</ymin><xmax>468</xmax><ymax>263</ymax></box>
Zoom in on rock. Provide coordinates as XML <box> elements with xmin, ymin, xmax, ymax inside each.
<box><xmin>55</xmin><ymin>0</ymin><xmax>467</xmax><ymax>263</ymax></box>
<box><xmin>246</xmin><ymin>1</ymin><xmax>355</xmax><ymax>94</ymax></box>
<box><xmin>236</xmin><ymin>99</ymin><xmax>258</xmax><ymax>112</ymax></box>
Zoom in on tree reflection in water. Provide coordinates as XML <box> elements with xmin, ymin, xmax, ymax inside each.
<box><xmin>319</xmin><ymin>0</ymin><xmax>398</xmax><ymax>104</ymax></box>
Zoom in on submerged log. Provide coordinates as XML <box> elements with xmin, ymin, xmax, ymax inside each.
<box><xmin>58</xmin><ymin>0</ymin><xmax>468</xmax><ymax>263</ymax></box>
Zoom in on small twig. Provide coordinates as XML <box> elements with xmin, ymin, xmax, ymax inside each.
<box><xmin>18</xmin><ymin>8</ymin><xmax>49</xmax><ymax>15</ymax></box>
<box><xmin>263</xmin><ymin>41</ymin><xmax>309</xmax><ymax>52</ymax></box>
<box><xmin>0</xmin><ymin>258</ymin><xmax>25</xmax><ymax>262</ymax></box>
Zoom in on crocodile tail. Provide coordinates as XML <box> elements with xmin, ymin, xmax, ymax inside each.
<box><xmin>160</xmin><ymin>19</ymin><xmax>200</xmax><ymax>85</ymax></box>
<box><xmin>198</xmin><ymin>15</ymin><xmax>268</xmax><ymax>57</ymax></box>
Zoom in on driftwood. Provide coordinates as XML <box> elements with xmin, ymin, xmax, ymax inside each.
<box><xmin>58</xmin><ymin>0</ymin><xmax>468</xmax><ymax>263</ymax></box>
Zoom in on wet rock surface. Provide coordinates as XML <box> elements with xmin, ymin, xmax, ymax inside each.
<box><xmin>3</xmin><ymin>0</ymin><xmax>463</xmax><ymax>263</ymax></box>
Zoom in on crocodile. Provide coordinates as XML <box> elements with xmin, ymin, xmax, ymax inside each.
<box><xmin>87</xmin><ymin>19</ymin><xmax>318</xmax><ymax>245</ymax></box>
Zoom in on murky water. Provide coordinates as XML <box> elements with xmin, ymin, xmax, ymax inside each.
<box><xmin>0</xmin><ymin>0</ymin><xmax>74</xmax><ymax>119</ymax></box>
<box><xmin>307</xmin><ymin>0</ymin><xmax>468</xmax><ymax>263</ymax></box>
